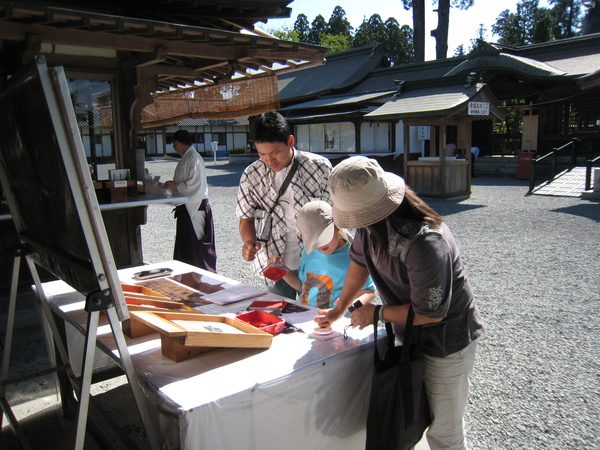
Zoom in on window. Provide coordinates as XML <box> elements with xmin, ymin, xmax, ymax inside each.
<box><xmin>215</xmin><ymin>133</ymin><xmax>227</xmax><ymax>145</ymax></box>
<box><xmin>67</xmin><ymin>79</ymin><xmax>114</xmax><ymax>161</ymax></box>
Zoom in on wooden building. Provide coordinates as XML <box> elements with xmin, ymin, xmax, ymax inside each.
<box><xmin>0</xmin><ymin>0</ymin><xmax>326</xmax><ymax>289</ymax></box>
<box><xmin>277</xmin><ymin>35</ymin><xmax>600</xmax><ymax>197</ymax></box>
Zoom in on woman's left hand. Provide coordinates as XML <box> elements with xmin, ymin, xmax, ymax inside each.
<box><xmin>350</xmin><ymin>303</ymin><xmax>377</xmax><ymax>330</ymax></box>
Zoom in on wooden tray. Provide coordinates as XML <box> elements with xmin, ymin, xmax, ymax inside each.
<box><xmin>121</xmin><ymin>297</ymin><xmax>201</xmax><ymax>338</ymax></box>
<box><xmin>130</xmin><ymin>311</ymin><xmax>273</xmax><ymax>362</ymax></box>
<box><xmin>121</xmin><ymin>282</ymin><xmax>169</xmax><ymax>299</ymax></box>
<box><xmin>133</xmin><ymin>278</ymin><xmax>212</xmax><ymax>307</ymax></box>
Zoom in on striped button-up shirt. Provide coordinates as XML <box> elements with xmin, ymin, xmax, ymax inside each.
<box><xmin>236</xmin><ymin>149</ymin><xmax>332</xmax><ymax>285</ymax></box>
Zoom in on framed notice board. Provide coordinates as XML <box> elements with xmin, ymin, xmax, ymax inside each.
<box><xmin>0</xmin><ymin>56</ymin><xmax>127</xmax><ymax>320</ymax></box>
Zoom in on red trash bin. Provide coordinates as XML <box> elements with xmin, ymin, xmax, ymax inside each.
<box><xmin>517</xmin><ymin>152</ymin><xmax>535</xmax><ymax>179</ymax></box>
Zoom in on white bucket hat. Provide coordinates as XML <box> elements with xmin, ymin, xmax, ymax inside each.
<box><xmin>296</xmin><ymin>201</ymin><xmax>335</xmax><ymax>254</ymax></box>
<box><xmin>328</xmin><ymin>156</ymin><xmax>405</xmax><ymax>229</ymax></box>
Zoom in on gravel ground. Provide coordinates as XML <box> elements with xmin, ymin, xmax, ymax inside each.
<box><xmin>3</xmin><ymin>157</ymin><xmax>598</xmax><ymax>449</ymax></box>
<box><xmin>141</xmin><ymin>158</ymin><xmax>600</xmax><ymax>449</ymax></box>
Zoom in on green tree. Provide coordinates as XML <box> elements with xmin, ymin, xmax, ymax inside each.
<box><xmin>269</xmin><ymin>24</ymin><xmax>302</xmax><ymax>42</ymax></box>
<box><xmin>321</xmin><ymin>34</ymin><xmax>352</xmax><ymax>54</ymax></box>
<box><xmin>493</xmin><ymin>0</ymin><xmax>555</xmax><ymax>46</ymax></box>
<box><xmin>308</xmin><ymin>14</ymin><xmax>328</xmax><ymax>44</ymax></box>
<box><xmin>293</xmin><ymin>14</ymin><xmax>311</xmax><ymax>43</ymax></box>
<box><xmin>386</xmin><ymin>21</ymin><xmax>414</xmax><ymax>64</ymax></box>
<box><xmin>468</xmin><ymin>24</ymin><xmax>488</xmax><ymax>52</ymax></box>
<box><xmin>454</xmin><ymin>43</ymin><xmax>466</xmax><ymax>56</ymax></box>
<box><xmin>353</xmin><ymin>14</ymin><xmax>387</xmax><ymax>47</ymax></box>
<box><xmin>353</xmin><ymin>14</ymin><xmax>413</xmax><ymax>65</ymax></box>
<box><xmin>548</xmin><ymin>0</ymin><xmax>582</xmax><ymax>38</ymax></box>
<box><xmin>328</xmin><ymin>6</ymin><xmax>353</xmax><ymax>38</ymax></box>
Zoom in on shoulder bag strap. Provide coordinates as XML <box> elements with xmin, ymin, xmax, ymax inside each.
<box><xmin>268</xmin><ymin>152</ymin><xmax>300</xmax><ymax>214</ymax></box>
<box><xmin>373</xmin><ymin>304</ymin><xmax>415</xmax><ymax>364</ymax></box>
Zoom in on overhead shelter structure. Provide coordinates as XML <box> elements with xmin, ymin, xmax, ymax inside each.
<box><xmin>366</xmin><ymin>81</ymin><xmax>507</xmax><ymax>198</ymax></box>
<box><xmin>0</xmin><ymin>0</ymin><xmax>327</xmax><ymax>284</ymax></box>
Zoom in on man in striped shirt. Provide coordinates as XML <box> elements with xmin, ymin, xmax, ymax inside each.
<box><xmin>236</xmin><ymin>112</ymin><xmax>332</xmax><ymax>299</ymax></box>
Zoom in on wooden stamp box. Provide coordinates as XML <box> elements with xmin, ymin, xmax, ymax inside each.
<box><xmin>130</xmin><ymin>311</ymin><xmax>273</xmax><ymax>362</ymax></box>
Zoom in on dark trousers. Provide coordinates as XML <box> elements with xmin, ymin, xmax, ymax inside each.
<box><xmin>173</xmin><ymin>199</ymin><xmax>217</xmax><ymax>273</ymax></box>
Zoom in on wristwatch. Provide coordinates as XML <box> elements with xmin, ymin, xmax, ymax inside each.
<box><xmin>347</xmin><ymin>300</ymin><xmax>363</xmax><ymax>313</ymax></box>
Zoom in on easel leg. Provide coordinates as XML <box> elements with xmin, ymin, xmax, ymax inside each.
<box><xmin>0</xmin><ymin>255</ymin><xmax>32</xmax><ymax>449</ymax></box>
<box><xmin>106</xmin><ymin>307</ymin><xmax>160</xmax><ymax>450</ymax></box>
<box><xmin>74</xmin><ymin>310</ymin><xmax>101</xmax><ymax>450</ymax></box>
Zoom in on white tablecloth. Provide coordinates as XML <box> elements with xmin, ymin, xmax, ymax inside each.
<box><xmin>38</xmin><ymin>261</ymin><xmax>377</xmax><ymax>449</ymax></box>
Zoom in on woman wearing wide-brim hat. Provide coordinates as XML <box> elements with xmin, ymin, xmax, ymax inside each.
<box><xmin>315</xmin><ymin>156</ymin><xmax>485</xmax><ymax>450</ymax></box>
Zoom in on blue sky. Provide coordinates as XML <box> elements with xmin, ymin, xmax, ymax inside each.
<box><xmin>263</xmin><ymin>0</ymin><xmax>553</xmax><ymax>60</ymax></box>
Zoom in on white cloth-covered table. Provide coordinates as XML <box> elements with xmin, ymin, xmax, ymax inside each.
<box><xmin>38</xmin><ymin>261</ymin><xmax>376</xmax><ymax>449</ymax></box>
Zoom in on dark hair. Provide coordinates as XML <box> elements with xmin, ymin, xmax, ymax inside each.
<box><xmin>253</xmin><ymin>111</ymin><xmax>291</xmax><ymax>144</ymax></box>
<box><xmin>366</xmin><ymin>185</ymin><xmax>444</xmax><ymax>259</ymax></box>
<box><xmin>400</xmin><ymin>186</ymin><xmax>444</xmax><ymax>228</ymax></box>
<box><xmin>173</xmin><ymin>130</ymin><xmax>192</xmax><ymax>146</ymax></box>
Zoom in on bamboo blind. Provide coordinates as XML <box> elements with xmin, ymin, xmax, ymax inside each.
<box><xmin>140</xmin><ymin>75</ymin><xmax>279</xmax><ymax>128</ymax></box>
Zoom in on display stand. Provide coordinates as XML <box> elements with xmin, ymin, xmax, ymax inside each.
<box><xmin>0</xmin><ymin>57</ymin><xmax>158</xmax><ymax>449</ymax></box>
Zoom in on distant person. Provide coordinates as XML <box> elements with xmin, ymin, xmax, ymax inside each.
<box><xmin>236</xmin><ymin>111</ymin><xmax>332</xmax><ymax>299</ymax></box>
<box><xmin>445</xmin><ymin>140</ymin><xmax>457</xmax><ymax>157</ymax></box>
<box><xmin>271</xmin><ymin>201</ymin><xmax>376</xmax><ymax>309</ymax></box>
<box><xmin>165</xmin><ymin>130</ymin><xmax>217</xmax><ymax>272</ymax></box>
<box><xmin>471</xmin><ymin>146</ymin><xmax>480</xmax><ymax>178</ymax></box>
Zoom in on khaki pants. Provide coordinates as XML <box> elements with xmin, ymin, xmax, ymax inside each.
<box><xmin>423</xmin><ymin>340</ymin><xmax>479</xmax><ymax>449</ymax></box>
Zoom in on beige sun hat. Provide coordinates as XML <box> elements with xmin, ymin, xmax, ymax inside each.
<box><xmin>296</xmin><ymin>201</ymin><xmax>336</xmax><ymax>254</ymax></box>
<box><xmin>328</xmin><ymin>156</ymin><xmax>405</xmax><ymax>229</ymax></box>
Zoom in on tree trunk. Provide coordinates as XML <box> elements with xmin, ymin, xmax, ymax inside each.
<box><xmin>432</xmin><ymin>0</ymin><xmax>450</xmax><ymax>59</ymax></box>
<box><xmin>413</xmin><ymin>0</ymin><xmax>426</xmax><ymax>62</ymax></box>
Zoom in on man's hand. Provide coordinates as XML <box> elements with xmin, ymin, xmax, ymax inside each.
<box><xmin>242</xmin><ymin>240</ymin><xmax>261</xmax><ymax>261</ymax></box>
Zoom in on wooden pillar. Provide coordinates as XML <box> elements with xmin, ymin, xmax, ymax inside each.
<box><xmin>353</xmin><ymin>119</ymin><xmax>362</xmax><ymax>154</ymax></box>
<box><xmin>465</xmin><ymin>120</ymin><xmax>473</xmax><ymax>192</ymax></box>
<box><xmin>112</xmin><ymin>70</ymin><xmax>135</xmax><ymax>174</ymax></box>
<box><xmin>440</xmin><ymin>119</ymin><xmax>447</xmax><ymax>197</ymax></box>
<box><xmin>403</xmin><ymin>122</ymin><xmax>410</xmax><ymax>181</ymax></box>
<box><xmin>113</xmin><ymin>64</ymin><xmax>157</xmax><ymax>180</ymax></box>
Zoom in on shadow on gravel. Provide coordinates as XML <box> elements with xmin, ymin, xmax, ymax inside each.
<box><xmin>426</xmin><ymin>201</ymin><xmax>485</xmax><ymax>217</ymax></box>
<box><xmin>552</xmin><ymin>204</ymin><xmax>600</xmax><ymax>222</ymax></box>
<box><xmin>207</xmin><ymin>172</ymin><xmax>243</xmax><ymax>187</ymax></box>
<box><xmin>470</xmin><ymin>177</ymin><xmax>529</xmax><ymax>188</ymax></box>
<box><xmin>206</xmin><ymin>164</ymin><xmax>245</xmax><ymax>187</ymax></box>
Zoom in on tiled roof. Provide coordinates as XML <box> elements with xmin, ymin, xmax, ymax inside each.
<box><xmin>280</xmin><ymin>91</ymin><xmax>395</xmax><ymax>111</ymax></box>
<box><xmin>366</xmin><ymin>83</ymin><xmax>507</xmax><ymax>120</ymax></box>
<box><xmin>446</xmin><ymin>53</ymin><xmax>568</xmax><ymax>79</ymax></box>
<box><xmin>345</xmin><ymin>57</ymin><xmax>464</xmax><ymax>95</ymax></box>
<box><xmin>278</xmin><ymin>45</ymin><xmax>388</xmax><ymax>103</ymax></box>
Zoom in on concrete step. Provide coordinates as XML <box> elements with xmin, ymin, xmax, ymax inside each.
<box><xmin>473</xmin><ymin>156</ymin><xmax>517</xmax><ymax>177</ymax></box>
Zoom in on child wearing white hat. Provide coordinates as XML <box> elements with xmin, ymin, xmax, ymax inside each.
<box><xmin>271</xmin><ymin>200</ymin><xmax>376</xmax><ymax>309</ymax></box>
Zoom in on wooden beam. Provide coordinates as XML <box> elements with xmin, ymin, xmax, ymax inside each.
<box><xmin>0</xmin><ymin>21</ymin><xmax>325</xmax><ymax>64</ymax></box>
<box><xmin>0</xmin><ymin>21</ymin><xmax>237</xmax><ymax>60</ymax></box>
<box><xmin>120</xmin><ymin>46</ymin><xmax>168</xmax><ymax>70</ymax></box>
<box><xmin>43</xmin><ymin>53</ymin><xmax>120</xmax><ymax>72</ymax></box>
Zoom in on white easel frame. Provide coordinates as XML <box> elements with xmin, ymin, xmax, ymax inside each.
<box><xmin>0</xmin><ymin>56</ymin><xmax>158</xmax><ymax>450</ymax></box>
